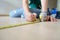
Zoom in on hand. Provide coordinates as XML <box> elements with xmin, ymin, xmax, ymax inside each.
<box><xmin>40</xmin><ymin>13</ymin><xmax>57</xmax><ymax>22</ymax></box>
<box><xmin>25</xmin><ymin>12</ymin><xmax>37</xmax><ymax>22</ymax></box>
<box><xmin>46</xmin><ymin>16</ymin><xmax>57</xmax><ymax>22</ymax></box>
<box><xmin>39</xmin><ymin>12</ymin><xmax>47</xmax><ymax>22</ymax></box>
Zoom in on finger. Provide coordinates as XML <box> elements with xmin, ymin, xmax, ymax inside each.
<box><xmin>33</xmin><ymin>13</ymin><xmax>37</xmax><ymax>19</ymax></box>
<box><xmin>53</xmin><ymin>18</ymin><xmax>57</xmax><ymax>22</ymax></box>
<box><xmin>32</xmin><ymin>16</ymin><xmax>36</xmax><ymax>21</ymax></box>
<box><xmin>25</xmin><ymin>16</ymin><xmax>33</xmax><ymax>22</ymax></box>
<box><xmin>46</xmin><ymin>16</ymin><xmax>50</xmax><ymax>21</ymax></box>
<box><xmin>50</xmin><ymin>17</ymin><xmax>54</xmax><ymax>22</ymax></box>
<box><xmin>33</xmin><ymin>13</ymin><xmax>37</xmax><ymax>16</ymax></box>
<box><xmin>31</xmin><ymin>14</ymin><xmax>37</xmax><ymax>21</ymax></box>
<box><xmin>26</xmin><ymin>18</ymin><xmax>33</xmax><ymax>22</ymax></box>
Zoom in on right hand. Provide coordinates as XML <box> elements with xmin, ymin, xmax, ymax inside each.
<box><xmin>39</xmin><ymin>13</ymin><xmax>47</xmax><ymax>21</ymax></box>
<box><xmin>25</xmin><ymin>12</ymin><xmax>37</xmax><ymax>22</ymax></box>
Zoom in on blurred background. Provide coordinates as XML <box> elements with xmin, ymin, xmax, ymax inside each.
<box><xmin>0</xmin><ymin>0</ymin><xmax>60</xmax><ymax>16</ymax></box>
<box><xmin>0</xmin><ymin>0</ymin><xmax>22</xmax><ymax>15</ymax></box>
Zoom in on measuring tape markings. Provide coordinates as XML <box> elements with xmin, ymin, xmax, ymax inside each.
<box><xmin>0</xmin><ymin>20</ymin><xmax>40</xmax><ymax>30</ymax></box>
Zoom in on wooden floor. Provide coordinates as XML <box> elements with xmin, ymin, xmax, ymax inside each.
<box><xmin>0</xmin><ymin>16</ymin><xmax>60</xmax><ymax>40</ymax></box>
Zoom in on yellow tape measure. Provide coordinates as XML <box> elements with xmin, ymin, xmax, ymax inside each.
<box><xmin>0</xmin><ymin>20</ymin><xmax>40</xmax><ymax>30</ymax></box>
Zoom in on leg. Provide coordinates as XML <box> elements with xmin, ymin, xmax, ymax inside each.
<box><xmin>9</xmin><ymin>8</ymin><xmax>24</xmax><ymax>18</ymax></box>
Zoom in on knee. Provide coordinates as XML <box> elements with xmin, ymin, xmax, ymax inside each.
<box><xmin>9</xmin><ymin>10</ymin><xmax>21</xmax><ymax>17</ymax></box>
<box><xmin>9</xmin><ymin>8</ymin><xmax>24</xmax><ymax>17</ymax></box>
<box><xmin>9</xmin><ymin>10</ymin><xmax>17</xmax><ymax>17</ymax></box>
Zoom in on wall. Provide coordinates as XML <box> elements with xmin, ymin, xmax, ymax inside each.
<box><xmin>57</xmin><ymin>0</ymin><xmax>60</xmax><ymax>11</ymax></box>
<box><xmin>4</xmin><ymin>0</ymin><xmax>22</xmax><ymax>8</ymax></box>
<box><xmin>0</xmin><ymin>0</ymin><xmax>22</xmax><ymax>15</ymax></box>
<box><xmin>48</xmin><ymin>0</ymin><xmax>57</xmax><ymax>8</ymax></box>
<box><xmin>0</xmin><ymin>0</ymin><xmax>58</xmax><ymax>15</ymax></box>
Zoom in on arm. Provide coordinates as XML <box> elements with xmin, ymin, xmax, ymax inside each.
<box><xmin>22</xmin><ymin>0</ymin><xmax>30</xmax><ymax>13</ymax></box>
<box><xmin>22</xmin><ymin>0</ymin><xmax>36</xmax><ymax>21</ymax></box>
<box><xmin>40</xmin><ymin>0</ymin><xmax>57</xmax><ymax>22</ymax></box>
<box><xmin>40</xmin><ymin>0</ymin><xmax>48</xmax><ymax>21</ymax></box>
<box><xmin>41</xmin><ymin>0</ymin><xmax>48</xmax><ymax>12</ymax></box>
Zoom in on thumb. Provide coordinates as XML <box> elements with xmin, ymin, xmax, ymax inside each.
<box><xmin>33</xmin><ymin>13</ymin><xmax>37</xmax><ymax>17</ymax></box>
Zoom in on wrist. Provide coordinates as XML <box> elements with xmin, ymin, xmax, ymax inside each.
<box><xmin>41</xmin><ymin>9</ymin><xmax>47</xmax><ymax>13</ymax></box>
<box><xmin>25</xmin><ymin>12</ymin><xmax>32</xmax><ymax>16</ymax></box>
<box><xmin>41</xmin><ymin>11</ymin><xmax>47</xmax><ymax>13</ymax></box>
<box><xmin>40</xmin><ymin>12</ymin><xmax>47</xmax><ymax>16</ymax></box>
<box><xmin>25</xmin><ymin>11</ymin><xmax>31</xmax><ymax>14</ymax></box>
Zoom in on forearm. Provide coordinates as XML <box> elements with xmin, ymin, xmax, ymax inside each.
<box><xmin>41</xmin><ymin>0</ymin><xmax>48</xmax><ymax>12</ymax></box>
<box><xmin>22</xmin><ymin>0</ymin><xmax>30</xmax><ymax>13</ymax></box>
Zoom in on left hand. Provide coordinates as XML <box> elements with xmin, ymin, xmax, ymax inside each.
<box><xmin>32</xmin><ymin>13</ymin><xmax>37</xmax><ymax>21</ymax></box>
<box><xmin>46</xmin><ymin>16</ymin><xmax>57</xmax><ymax>22</ymax></box>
